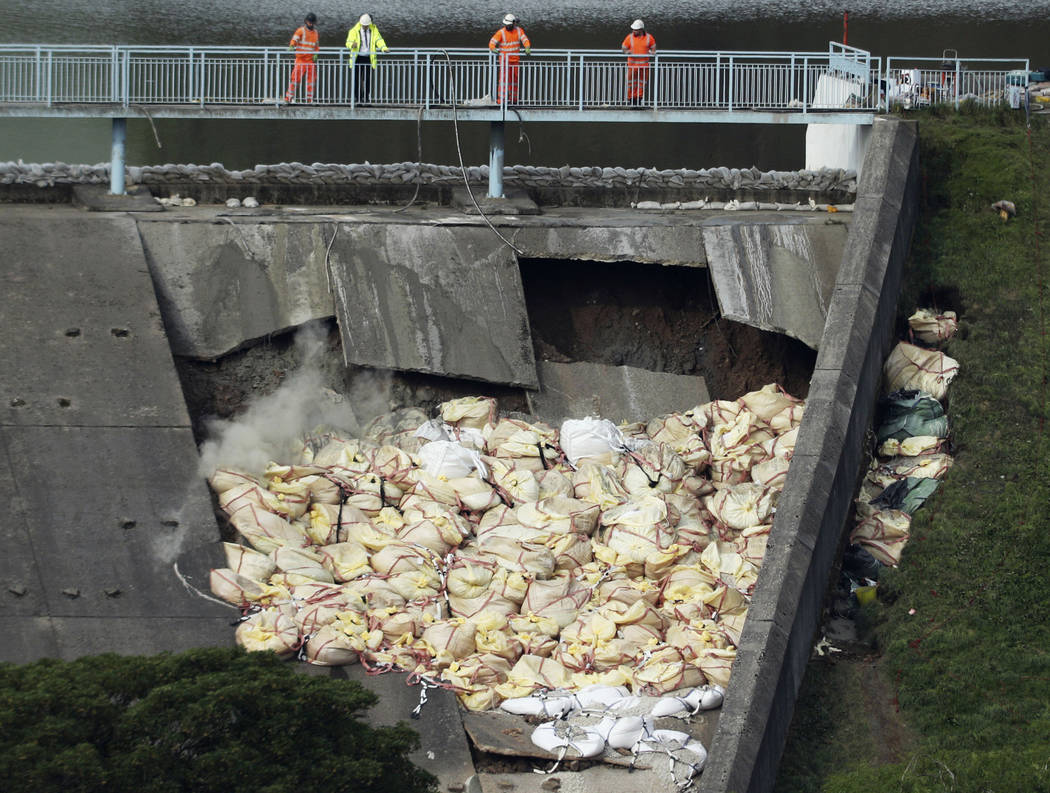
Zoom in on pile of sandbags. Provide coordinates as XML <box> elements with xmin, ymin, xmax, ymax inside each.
<box><xmin>209</xmin><ymin>386</ymin><xmax>804</xmax><ymax>712</ymax></box>
<box><xmin>848</xmin><ymin>308</ymin><xmax>958</xmax><ymax>571</ymax></box>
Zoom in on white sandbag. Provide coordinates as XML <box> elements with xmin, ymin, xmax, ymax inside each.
<box><xmin>223</xmin><ymin>541</ymin><xmax>276</xmax><ymax>581</ymax></box>
<box><xmin>530</xmin><ymin>722</ymin><xmax>606</xmax><ymax>758</ymax></box>
<box><xmin>908</xmin><ymin>308</ymin><xmax>958</xmax><ymax>344</ymax></box>
<box><xmin>883</xmin><ymin>341</ymin><xmax>959</xmax><ymax>400</ymax></box>
<box><xmin>560</xmin><ymin>418</ymin><xmax>626</xmax><ymax>467</ymax></box>
<box><xmin>418</xmin><ymin>440</ymin><xmax>487</xmax><ymax>479</ymax></box>
<box><xmin>235</xmin><ymin>605</ymin><xmax>300</xmax><ymax>656</ymax></box>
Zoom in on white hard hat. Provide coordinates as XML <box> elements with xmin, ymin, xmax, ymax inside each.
<box><xmin>503</xmin><ymin>13</ymin><xmax>517</xmax><ymax>25</ymax></box>
<box><xmin>631</xmin><ymin>19</ymin><xmax>644</xmax><ymax>29</ymax></box>
<box><xmin>360</xmin><ymin>13</ymin><xmax>372</xmax><ymax>26</ymax></box>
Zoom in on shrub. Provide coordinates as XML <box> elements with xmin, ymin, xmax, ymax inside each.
<box><xmin>0</xmin><ymin>647</ymin><xmax>437</xmax><ymax>793</ymax></box>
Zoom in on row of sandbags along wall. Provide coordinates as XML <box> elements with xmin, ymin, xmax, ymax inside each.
<box><xmin>0</xmin><ymin>160</ymin><xmax>858</xmax><ymax>206</ymax></box>
<box><xmin>207</xmin><ymin>383</ymin><xmax>806</xmax><ymax>778</ymax></box>
<box><xmin>844</xmin><ymin>308</ymin><xmax>960</xmax><ymax>601</ymax></box>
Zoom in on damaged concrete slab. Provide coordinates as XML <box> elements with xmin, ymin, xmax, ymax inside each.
<box><xmin>703</xmin><ymin>216</ymin><xmax>847</xmax><ymax>349</ymax></box>
<box><xmin>328</xmin><ymin>223</ymin><xmax>539</xmax><ymax>388</ymax></box>
<box><xmin>527</xmin><ymin>360</ymin><xmax>710</xmax><ymax>423</ymax></box>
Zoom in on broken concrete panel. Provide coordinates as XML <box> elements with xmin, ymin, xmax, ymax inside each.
<box><xmin>703</xmin><ymin>217</ymin><xmax>847</xmax><ymax>349</ymax></box>
<box><xmin>136</xmin><ymin>218</ymin><xmax>336</xmax><ymax>359</ymax></box>
<box><xmin>0</xmin><ymin>210</ymin><xmax>193</xmax><ymax>428</ymax></box>
<box><xmin>330</xmin><ymin>224</ymin><xmax>538</xmax><ymax>387</ymax></box>
<box><xmin>512</xmin><ymin>223</ymin><xmax>706</xmax><ymax>267</ymax></box>
<box><xmin>527</xmin><ymin>360</ymin><xmax>709</xmax><ymax>423</ymax></box>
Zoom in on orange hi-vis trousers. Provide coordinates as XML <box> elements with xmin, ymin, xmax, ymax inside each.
<box><xmin>285</xmin><ymin>62</ymin><xmax>316</xmax><ymax>102</ymax></box>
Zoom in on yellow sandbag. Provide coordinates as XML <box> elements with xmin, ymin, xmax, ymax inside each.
<box><xmin>421</xmin><ymin>618</ymin><xmax>478</xmax><ymax>667</ymax></box>
<box><xmin>397</xmin><ymin>518</ymin><xmax>461</xmax><ymax>555</ymax></box>
<box><xmin>369</xmin><ymin>541</ymin><xmax>434</xmax><ymax>576</ymax></box>
<box><xmin>270</xmin><ymin>546</ymin><xmax>332</xmax><ymax>583</ymax></box>
<box><xmin>572</xmin><ymin>462</ymin><xmax>629</xmax><ymax>509</ymax></box>
<box><xmin>878</xmin><ymin>435</ymin><xmax>946</xmax><ymax>458</ymax></box>
<box><xmin>478</xmin><ymin>536</ymin><xmax>556</xmax><ymax>579</ymax></box>
<box><xmin>317</xmin><ymin>542</ymin><xmax>372</xmax><ymax>582</ymax></box>
<box><xmin>704</xmin><ymin>483</ymin><xmax>775</xmax><ymax>530</ymax></box>
<box><xmin>449</xmin><ymin>475</ymin><xmax>502</xmax><ymax>512</ymax></box>
<box><xmin>535</xmin><ymin>468</ymin><xmax>575</xmax><ymax>499</ymax></box>
<box><xmin>546</xmin><ymin>532</ymin><xmax>594</xmax><ymax>572</ymax></box>
<box><xmin>751</xmin><ymin>454</ymin><xmax>791</xmax><ymax>489</ymax></box>
<box><xmin>387</xmin><ymin>568</ymin><xmax>443</xmax><ymax>602</ymax></box>
<box><xmin>661</xmin><ymin>565</ymin><xmax>717</xmax><ymax>605</ymax></box>
<box><xmin>227</xmin><ymin>502</ymin><xmax>309</xmax><ymax>554</ymax></box>
<box><xmin>223</xmin><ymin>542</ymin><xmax>276</xmax><ymax>581</ymax></box>
<box><xmin>631</xmin><ymin>647</ymin><xmax>705</xmax><ymax>695</ymax></box>
<box><xmin>850</xmin><ymin>508</ymin><xmax>911</xmax><ymax>566</ymax></box>
<box><xmin>304</xmin><ymin>619</ymin><xmax>364</xmax><ymax>666</ymax></box>
<box><xmin>475</xmin><ymin>626</ymin><xmax>524</xmax><ymax>663</ymax></box>
<box><xmin>444</xmin><ymin>653</ymin><xmax>513</xmax><ymax>710</ymax></box>
<box><xmin>440</xmin><ymin>396</ymin><xmax>498</xmax><ymax>431</ymax></box>
<box><xmin>294</xmin><ymin>593</ymin><xmax>359</xmax><ymax>635</ymax></box>
<box><xmin>448</xmin><ymin>590</ymin><xmax>519</xmax><ymax>620</ymax></box>
<box><xmin>343</xmin><ymin>575</ymin><xmax>406</xmax><ymax>610</ymax></box>
<box><xmin>521</xmin><ymin>574</ymin><xmax>591</xmax><ymax>629</ymax></box>
<box><xmin>488</xmin><ymin>459</ymin><xmax>541</xmax><ymax>505</ymax></box>
<box><xmin>495</xmin><ymin>654</ymin><xmax>572</xmax><ymax>699</ymax></box>
<box><xmin>446</xmin><ymin>556</ymin><xmax>496</xmax><ymax>600</ymax></box>
<box><xmin>908</xmin><ymin>308</ymin><xmax>958</xmax><ymax>345</ymax></box>
<box><xmin>208</xmin><ymin>468</ymin><xmax>262</xmax><ymax>495</ymax></box>
<box><xmin>516</xmin><ymin>496</ymin><xmax>600</xmax><ymax>536</ymax></box>
<box><xmin>696</xmin><ymin>647</ymin><xmax>736</xmax><ymax>688</ymax></box>
<box><xmin>306</xmin><ymin>502</ymin><xmax>380</xmax><ymax>546</ymax></box>
<box><xmin>209</xmin><ymin>568</ymin><xmax>284</xmax><ymax>607</ymax></box>
<box><xmin>883</xmin><ymin>341</ymin><xmax>959</xmax><ymax>400</ymax></box>
<box><xmin>621</xmin><ymin>443</ymin><xmax>689</xmax><ymax>497</ymax></box>
<box><xmin>738</xmin><ymin>383</ymin><xmax>804</xmax><ymax>423</ymax></box>
<box><xmin>235</xmin><ymin>605</ymin><xmax>300</xmax><ymax>656</ymax></box>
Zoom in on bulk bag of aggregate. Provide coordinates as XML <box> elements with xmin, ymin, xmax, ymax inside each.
<box><xmin>208</xmin><ymin>468</ymin><xmax>262</xmax><ymax>495</ymax></box>
<box><xmin>227</xmin><ymin>502</ymin><xmax>309</xmax><ymax>553</ymax></box>
<box><xmin>487</xmin><ymin>459</ymin><xmax>541</xmax><ymax>504</ymax></box>
<box><xmin>877</xmin><ymin>435</ymin><xmax>946</xmax><ymax>457</ymax></box>
<box><xmin>363</xmin><ymin>407</ymin><xmax>430</xmax><ymax>452</ymax></box>
<box><xmin>304</xmin><ymin>617</ymin><xmax>367</xmax><ymax>666</ymax></box>
<box><xmin>545</xmin><ymin>532</ymin><xmax>594</xmax><ymax>572</ymax></box>
<box><xmin>479</xmin><ymin>536</ymin><xmax>556</xmax><ymax>578</ymax></box>
<box><xmin>496</xmin><ymin>654</ymin><xmax>573</xmax><ymax>699</ymax></box>
<box><xmin>704</xmin><ymin>483</ymin><xmax>775</xmax><ymax>531</ymax></box>
<box><xmin>850</xmin><ymin>508</ymin><xmax>911</xmax><ymax>566</ymax></box>
<box><xmin>271</xmin><ymin>546</ymin><xmax>332</xmax><ymax>582</ymax></box>
<box><xmin>235</xmin><ymin>605</ymin><xmax>300</xmax><ymax>656</ymax></box>
<box><xmin>908</xmin><ymin>308</ymin><xmax>958</xmax><ymax>345</ymax></box>
<box><xmin>632</xmin><ymin>646</ymin><xmax>705</xmax><ymax>695</ymax></box>
<box><xmin>876</xmin><ymin>389</ymin><xmax>949</xmax><ymax>443</ymax></box>
<box><xmin>418</xmin><ymin>440</ymin><xmax>486</xmax><ymax>479</ymax></box>
<box><xmin>560</xmin><ymin>418</ymin><xmax>627</xmax><ymax>467</ymax></box>
<box><xmin>535</xmin><ymin>468</ymin><xmax>575</xmax><ymax>499</ymax></box>
<box><xmin>440</xmin><ymin>396</ymin><xmax>498</xmax><ymax>431</ymax></box>
<box><xmin>516</xmin><ymin>496</ymin><xmax>600</xmax><ymax>535</ymax></box>
<box><xmin>210</xmin><ymin>568</ymin><xmax>279</xmax><ymax>606</ymax></box>
<box><xmin>621</xmin><ymin>443</ymin><xmax>689</xmax><ymax>496</ymax></box>
<box><xmin>883</xmin><ymin>342</ymin><xmax>959</xmax><ymax>400</ymax></box>
<box><xmin>223</xmin><ymin>541</ymin><xmax>276</xmax><ymax>581</ymax></box>
<box><xmin>443</xmin><ymin>654</ymin><xmax>514</xmax><ymax>710</ymax></box>
<box><xmin>696</xmin><ymin>647</ymin><xmax>736</xmax><ymax>688</ymax></box>
<box><xmin>738</xmin><ymin>383</ymin><xmax>804</xmax><ymax>424</ymax></box>
<box><xmin>572</xmin><ymin>462</ymin><xmax>630</xmax><ymax>509</ymax></box>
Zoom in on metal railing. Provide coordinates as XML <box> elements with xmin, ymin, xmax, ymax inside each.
<box><xmin>883</xmin><ymin>55</ymin><xmax>1030</xmax><ymax>110</ymax></box>
<box><xmin>0</xmin><ymin>43</ymin><xmax>882</xmax><ymax>113</ymax></box>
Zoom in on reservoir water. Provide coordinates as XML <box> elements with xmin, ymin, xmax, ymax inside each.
<box><xmin>1</xmin><ymin>0</ymin><xmax>1047</xmax><ymax>168</ymax></box>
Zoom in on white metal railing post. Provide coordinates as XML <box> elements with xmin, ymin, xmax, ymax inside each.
<box><xmin>45</xmin><ymin>50</ymin><xmax>52</xmax><ymax>106</ymax></box>
<box><xmin>578</xmin><ymin>53</ymin><xmax>584</xmax><ymax>111</ymax></box>
<box><xmin>263</xmin><ymin>50</ymin><xmax>269</xmax><ymax>103</ymax></box>
<box><xmin>728</xmin><ymin>55</ymin><xmax>734</xmax><ymax>111</ymax></box>
<box><xmin>198</xmin><ymin>51</ymin><xmax>205</xmax><ymax>106</ymax></box>
<box><xmin>715</xmin><ymin>54</ymin><xmax>721</xmax><ymax>111</ymax></box>
<box><xmin>652</xmin><ymin>52</ymin><xmax>659</xmax><ymax>110</ymax></box>
<box><xmin>424</xmin><ymin>52</ymin><xmax>430</xmax><ymax>109</ymax></box>
<box><xmin>802</xmin><ymin>56</ymin><xmax>808</xmax><ymax>113</ymax></box>
<box><xmin>110</xmin><ymin>47</ymin><xmax>118</xmax><ymax>102</ymax></box>
<box><xmin>33</xmin><ymin>46</ymin><xmax>41</xmax><ymax>102</ymax></box>
<box><xmin>121</xmin><ymin>49</ymin><xmax>129</xmax><ymax>108</ymax></box>
<box><xmin>954</xmin><ymin>59</ymin><xmax>960</xmax><ymax>109</ymax></box>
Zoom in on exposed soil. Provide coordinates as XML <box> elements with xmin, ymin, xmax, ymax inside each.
<box><xmin>519</xmin><ymin>258</ymin><xmax>816</xmax><ymax>401</ymax></box>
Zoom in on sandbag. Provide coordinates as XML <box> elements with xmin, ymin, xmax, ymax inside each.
<box><xmin>883</xmin><ymin>342</ymin><xmax>959</xmax><ymax>400</ymax></box>
<box><xmin>223</xmin><ymin>541</ymin><xmax>276</xmax><ymax>581</ymax></box>
<box><xmin>235</xmin><ymin>605</ymin><xmax>300</xmax><ymax>656</ymax></box>
<box><xmin>560</xmin><ymin>418</ymin><xmax>626</xmax><ymax>467</ymax></box>
<box><xmin>908</xmin><ymin>308</ymin><xmax>958</xmax><ymax>345</ymax></box>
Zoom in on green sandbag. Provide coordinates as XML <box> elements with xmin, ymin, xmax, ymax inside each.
<box><xmin>876</xmin><ymin>388</ymin><xmax>948</xmax><ymax>444</ymax></box>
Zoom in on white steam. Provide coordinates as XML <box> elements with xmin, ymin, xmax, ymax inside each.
<box><xmin>197</xmin><ymin>323</ymin><xmax>390</xmax><ymax>478</ymax></box>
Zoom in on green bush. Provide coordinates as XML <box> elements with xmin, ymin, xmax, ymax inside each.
<box><xmin>0</xmin><ymin>647</ymin><xmax>438</xmax><ymax>793</ymax></box>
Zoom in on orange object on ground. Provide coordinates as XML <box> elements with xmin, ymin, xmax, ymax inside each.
<box><xmin>489</xmin><ymin>25</ymin><xmax>531</xmax><ymax>103</ymax></box>
<box><xmin>286</xmin><ymin>25</ymin><xmax>319</xmax><ymax>102</ymax></box>
<box><xmin>621</xmin><ymin>31</ymin><xmax>656</xmax><ymax>102</ymax></box>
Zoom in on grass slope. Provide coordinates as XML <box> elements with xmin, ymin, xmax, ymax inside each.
<box><xmin>777</xmin><ymin>107</ymin><xmax>1050</xmax><ymax>793</ymax></box>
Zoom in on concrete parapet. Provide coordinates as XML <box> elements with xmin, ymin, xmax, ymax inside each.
<box><xmin>699</xmin><ymin>116</ymin><xmax>918</xmax><ymax>793</ymax></box>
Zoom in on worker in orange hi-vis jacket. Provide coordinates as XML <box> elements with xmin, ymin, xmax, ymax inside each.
<box><xmin>621</xmin><ymin>19</ymin><xmax>656</xmax><ymax>106</ymax></box>
<box><xmin>285</xmin><ymin>13</ymin><xmax>319</xmax><ymax>103</ymax></box>
<box><xmin>489</xmin><ymin>13</ymin><xmax>531</xmax><ymax>104</ymax></box>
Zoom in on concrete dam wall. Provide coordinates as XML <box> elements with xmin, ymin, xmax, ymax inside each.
<box><xmin>0</xmin><ymin>117</ymin><xmax>918</xmax><ymax>793</ymax></box>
